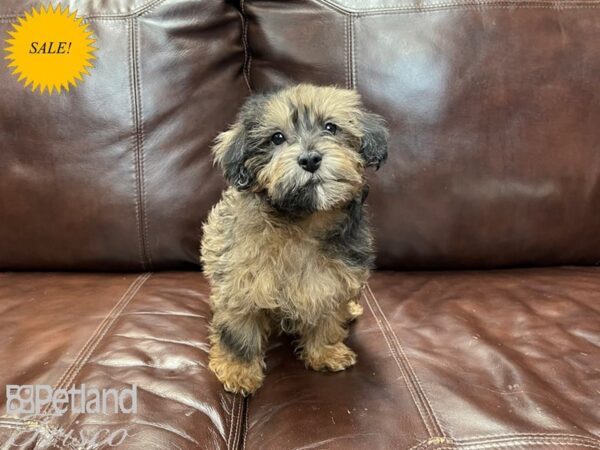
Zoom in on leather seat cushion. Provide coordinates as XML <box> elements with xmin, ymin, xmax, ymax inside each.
<box><xmin>1</xmin><ymin>269</ymin><xmax>598</xmax><ymax>448</ymax></box>
<box><xmin>245</xmin><ymin>0</ymin><xmax>600</xmax><ymax>270</ymax></box>
<box><xmin>0</xmin><ymin>0</ymin><xmax>246</xmax><ymax>271</ymax></box>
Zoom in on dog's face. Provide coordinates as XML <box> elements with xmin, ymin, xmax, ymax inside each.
<box><xmin>213</xmin><ymin>85</ymin><xmax>388</xmax><ymax>214</ymax></box>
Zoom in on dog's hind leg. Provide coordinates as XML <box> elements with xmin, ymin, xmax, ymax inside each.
<box><xmin>297</xmin><ymin>307</ymin><xmax>357</xmax><ymax>372</ymax></box>
<box><xmin>208</xmin><ymin>309</ymin><xmax>270</xmax><ymax>396</ymax></box>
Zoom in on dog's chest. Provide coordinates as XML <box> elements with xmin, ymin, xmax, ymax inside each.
<box><xmin>241</xmin><ymin>216</ymin><xmax>366</xmax><ymax>317</ymax></box>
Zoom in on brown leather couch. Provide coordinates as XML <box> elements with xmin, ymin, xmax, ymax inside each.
<box><xmin>1</xmin><ymin>1</ymin><xmax>599</xmax><ymax>449</ymax></box>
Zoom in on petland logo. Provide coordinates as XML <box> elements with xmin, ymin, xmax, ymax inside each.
<box><xmin>6</xmin><ymin>384</ymin><xmax>138</xmax><ymax>416</ymax></box>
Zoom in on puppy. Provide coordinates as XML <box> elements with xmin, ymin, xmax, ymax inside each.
<box><xmin>201</xmin><ymin>84</ymin><xmax>388</xmax><ymax>395</ymax></box>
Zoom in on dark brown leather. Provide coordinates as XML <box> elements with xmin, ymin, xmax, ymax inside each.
<box><xmin>1</xmin><ymin>1</ymin><xmax>599</xmax><ymax>449</ymax></box>
<box><xmin>0</xmin><ymin>272</ymin><xmax>238</xmax><ymax>449</ymax></box>
<box><xmin>244</xmin><ymin>0</ymin><xmax>600</xmax><ymax>270</ymax></box>
<box><xmin>4</xmin><ymin>0</ymin><xmax>600</xmax><ymax>272</ymax></box>
<box><xmin>248</xmin><ymin>268</ymin><xmax>600</xmax><ymax>449</ymax></box>
<box><xmin>1</xmin><ymin>269</ymin><xmax>598</xmax><ymax>449</ymax></box>
<box><xmin>0</xmin><ymin>0</ymin><xmax>246</xmax><ymax>271</ymax></box>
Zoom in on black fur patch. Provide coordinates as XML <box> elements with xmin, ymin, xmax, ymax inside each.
<box><xmin>220</xmin><ymin>129</ymin><xmax>254</xmax><ymax>190</ymax></box>
<box><xmin>218</xmin><ymin>93</ymin><xmax>274</xmax><ymax>191</ymax></box>
<box><xmin>269</xmin><ymin>181</ymin><xmax>319</xmax><ymax>215</ymax></box>
<box><xmin>290</xmin><ymin>103</ymin><xmax>299</xmax><ymax>126</ymax></box>
<box><xmin>359</xmin><ymin>112</ymin><xmax>389</xmax><ymax>170</ymax></box>
<box><xmin>217</xmin><ymin>323</ymin><xmax>259</xmax><ymax>362</ymax></box>
<box><xmin>321</xmin><ymin>187</ymin><xmax>374</xmax><ymax>269</ymax></box>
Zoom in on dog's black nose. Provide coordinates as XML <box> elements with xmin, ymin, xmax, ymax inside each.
<box><xmin>298</xmin><ymin>152</ymin><xmax>322</xmax><ymax>173</ymax></box>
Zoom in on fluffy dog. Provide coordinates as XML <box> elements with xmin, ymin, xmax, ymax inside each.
<box><xmin>201</xmin><ymin>84</ymin><xmax>388</xmax><ymax>395</ymax></box>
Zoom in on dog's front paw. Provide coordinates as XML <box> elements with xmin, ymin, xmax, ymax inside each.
<box><xmin>302</xmin><ymin>343</ymin><xmax>357</xmax><ymax>372</ymax></box>
<box><xmin>209</xmin><ymin>358</ymin><xmax>264</xmax><ymax>396</ymax></box>
<box><xmin>209</xmin><ymin>346</ymin><xmax>264</xmax><ymax>396</ymax></box>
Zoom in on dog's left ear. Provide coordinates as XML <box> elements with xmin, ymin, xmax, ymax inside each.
<box><xmin>359</xmin><ymin>112</ymin><xmax>389</xmax><ymax>170</ymax></box>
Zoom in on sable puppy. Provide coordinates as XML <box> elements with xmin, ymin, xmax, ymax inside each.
<box><xmin>201</xmin><ymin>84</ymin><xmax>388</xmax><ymax>395</ymax></box>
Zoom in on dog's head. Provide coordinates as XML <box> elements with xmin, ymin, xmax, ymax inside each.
<box><xmin>213</xmin><ymin>84</ymin><xmax>388</xmax><ymax>214</ymax></box>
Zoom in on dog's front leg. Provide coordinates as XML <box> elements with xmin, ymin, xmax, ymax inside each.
<box><xmin>208</xmin><ymin>310</ymin><xmax>270</xmax><ymax>396</ymax></box>
<box><xmin>297</xmin><ymin>308</ymin><xmax>357</xmax><ymax>372</ymax></box>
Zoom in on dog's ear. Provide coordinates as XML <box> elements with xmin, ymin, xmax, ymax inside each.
<box><xmin>359</xmin><ymin>111</ymin><xmax>389</xmax><ymax>170</ymax></box>
<box><xmin>212</xmin><ymin>95</ymin><xmax>268</xmax><ymax>190</ymax></box>
<box><xmin>212</xmin><ymin>124</ymin><xmax>253</xmax><ymax>190</ymax></box>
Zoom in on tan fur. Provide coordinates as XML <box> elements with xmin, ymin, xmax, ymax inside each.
<box><xmin>203</xmin><ymin>189</ymin><xmax>368</xmax><ymax>321</ymax></box>
<box><xmin>347</xmin><ymin>299</ymin><xmax>364</xmax><ymax>321</ymax></box>
<box><xmin>208</xmin><ymin>338</ymin><xmax>265</xmax><ymax>396</ymax></box>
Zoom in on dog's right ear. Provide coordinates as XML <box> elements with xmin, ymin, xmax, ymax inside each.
<box><xmin>213</xmin><ymin>94</ymin><xmax>270</xmax><ymax>191</ymax></box>
<box><xmin>212</xmin><ymin>124</ymin><xmax>253</xmax><ymax>190</ymax></box>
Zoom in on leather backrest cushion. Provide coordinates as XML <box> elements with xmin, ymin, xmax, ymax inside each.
<box><xmin>245</xmin><ymin>0</ymin><xmax>600</xmax><ymax>269</ymax></box>
<box><xmin>0</xmin><ymin>0</ymin><xmax>247</xmax><ymax>270</ymax></box>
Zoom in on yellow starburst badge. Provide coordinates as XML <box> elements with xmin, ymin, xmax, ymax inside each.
<box><xmin>4</xmin><ymin>4</ymin><xmax>97</xmax><ymax>94</ymax></box>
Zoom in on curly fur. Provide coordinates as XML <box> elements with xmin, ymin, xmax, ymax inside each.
<box><xmin>201</xmin><ymin>84</ymin><xmax>388</xmax><ymax>395</ymax></box>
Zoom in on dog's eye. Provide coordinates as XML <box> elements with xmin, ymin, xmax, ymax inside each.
<box><xmin>271</xmin><ymin>132</ymin><xmax>286</xmax><ymax>145</ymax></box>
<box><xmin>324</xmin><ymin>122</ymin><xmax>337</xmax><ymax>135</ymax></box>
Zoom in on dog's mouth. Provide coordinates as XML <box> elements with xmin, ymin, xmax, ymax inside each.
<box><xmin>267</xmin><ymin>173</ymin><xmax>361</xmax><ymax>216</ymax></box>
<box><xmin>310</xmin><ymin>175</ymin><xmax>352</xmax><ymax>185</ymax></box>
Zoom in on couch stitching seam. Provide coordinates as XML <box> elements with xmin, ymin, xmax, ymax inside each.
<box><xmin>128</xmin><ymin>18</ymin><xmax>146</xmax><ymax>270</ymax></box>
<box><xmin>348</xmin><ymin>15</ymin><xmax>355</xmax><ymax>89</ymax></box>
<box><xmin>435</xmin><ymin>440</ymin><xmax>600</xmax><ymax>450</ymax></box>
<box><xmin>355</xmin><ymin>3</ymin><xmax>600</xmax><ymax>15</ymax></box>
<box><xmin>350</xmin><ymin>15</ymin><xmax>357</xmax><ymax>89</ymax></box>
<box><xmin>0</xmin><ymin>275</ymin><xmax>149</xmax><ymax>446</ymax></box>
<box><xmin>231</xmin><ymin>396</ymin><xmax>239</xmax><ymax>450</ymax></box>
<box><xmin>345</xmin><ymin>15</ymin><xmax>351</xmax><ymax>89</ymax></box>
<box><xmin>13</xmin><ymin>270</ymin><xmax>153</xmax><ymax>448</ymax></box>
<box><xmin>343</xmin><ymin>14</ymin><xmax>349</xmax><ymax>89</ymax></box>
<box><xmin>231</xmin><ymin>395</ymin><xmax>245</xmax><ymax>450</ymax></box>
<box><xmin>51</xmin><ymin>273</ymin><xmax>152</xmax><ymax>395</ymax></box>
<box><xmin>0</xmin><ymin>0</ymin><xmax>168</xmax><ymax>21</ymax></box>
<box><xmin>246</xmin><ymin>46</ymin><xmax>253</xmax><ymax>90</ymax></box>
<box><xmin>0</xmin><ymin>419</ymin><xmax>81</xmax><ymax>449</ymax></box>
<box><xmin>226</xmin><ymin>396</ymin><xmax>231</xmax><ymax>449</ymax></box>
<box><xmin>366</xmin><ymin>284</ymin><xmax>446</xmax><ymax>437</ymax></box>
<box><xmin>0</xmin><ymin>420</ymin><xmax>27</xmax><ymax>448</ymax></box>
<box><xmin>36</xmin><ymin>273</ymin><xmax>151</xmax><ymax>417</ymax></box>
<box><xmin>408</xmin><ymin>433</ymin><xmax>600</xmax><ymax>450</ymax></box>
<box><xmin>240</xmin><ymin>0</ymin><xmax>252</xmax><ymax>93</ymax></box>
<box><xmin>410</xmin><ymin>438</ymin><xmax>453</xmax><ymax>450</ymax></box>
<box><xmin>362</xmin><ymin>288</ymin><xmax>434</xmax><ymax>437</ymax></box>
<box><xmin>129</xmin><ymin>17</ymin><xmax>152</xmax><ymax>270</ymax></box>
<box><xmin>134</xmin><ymin>17</ymin><xmax>152</xmax><ymax>270</ymax></box>
<box><xmin>227</xmin><ymin>395</ymin><xmax>238</xmax><ymax>450</ymax></box>
<box><xmin>242</xmin><ymin>397</ymin><xmax>249</xmax><ymax>450</ymax></box>
<box><xmin>0</xmin><ymin>1</ymin><xmax>599</xmax><ymax>22</ymax></box>
<box><xmin>458</xmin><ymin>434</ymin><xmax>600</xmax><ymax>445</ymax></box>
<box><xmin>31</xmin><ymin>274</ymin><xmax>152</xmax><ymax>448</ymax></box>
<box><xmin>233</xmin><ymin>395</ymin><xmax>245</xmax><ymax>450</ymax></box>
<box><xmin>313</xmin><ymin>0</ymin><xmax>600</xmax><ymax>14</ymax></box>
